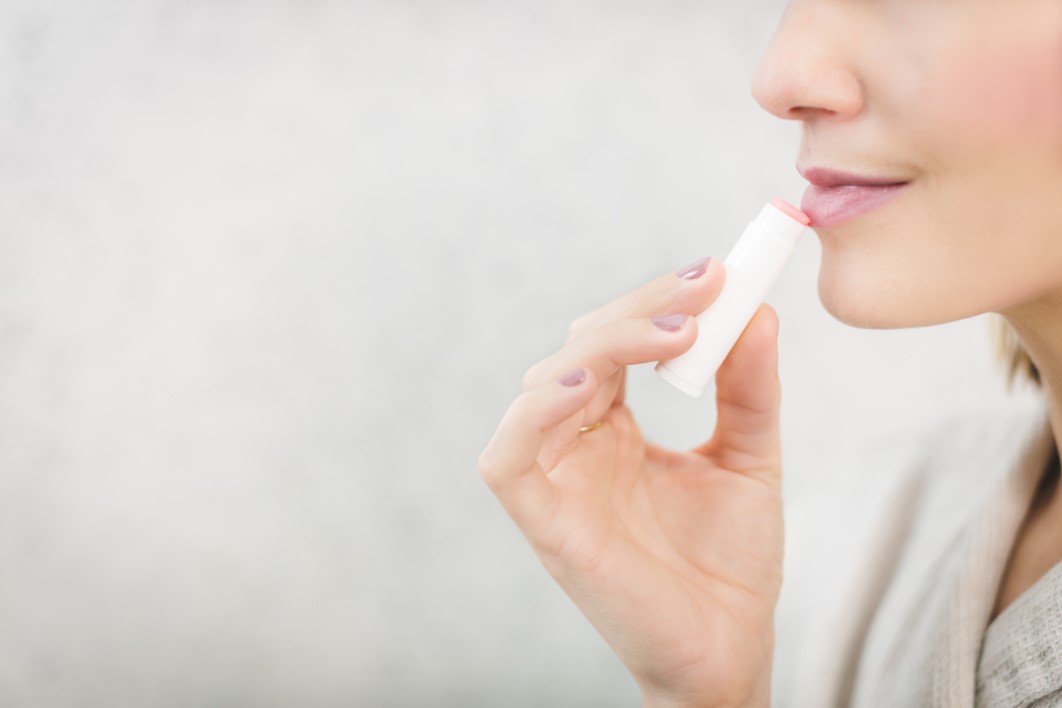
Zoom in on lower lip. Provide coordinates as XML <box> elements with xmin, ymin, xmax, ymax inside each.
<box><xmin>801</xmin><ymin>182</ymin><xmax>911</xmax><ymax>228</ymax></box>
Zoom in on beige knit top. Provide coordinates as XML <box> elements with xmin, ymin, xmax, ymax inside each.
<box><xmin>772</xmin><ymin>393</ymin><xmax>1061</xmax><ymax>707</ymax></box>
<box><xmin>976</xmin><ymin>523</ymin><xmax>1062</xmax><ymax>706</ymax></box>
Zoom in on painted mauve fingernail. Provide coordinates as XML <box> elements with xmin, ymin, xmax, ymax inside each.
<box><xmin>559</xmin><ymin>368</ymin><xmax>586</xmax><ymax>387</ymax></box>
<box><xmin>651</xmin><ymin>314</ymin><xmax>689</xmax><ymax>332</ymax></box>
<box><xmin>676</xmin><ymin>256</ymin><xmax>711</xmax><ymax>280</ymax></box>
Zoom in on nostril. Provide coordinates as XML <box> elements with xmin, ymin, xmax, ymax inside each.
<box><xmin>789</xmin><ymin>105</ymin><xmax>833</xmax><ymax>120</ymax></box>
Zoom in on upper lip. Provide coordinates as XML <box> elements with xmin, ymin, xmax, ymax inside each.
<box><xmin>798</xmin><ymin>165</ymin><xmax>911</xmax><ymax>189</ymax></box>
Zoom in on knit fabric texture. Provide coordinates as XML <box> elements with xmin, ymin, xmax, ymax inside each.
<box><xmin>976</xmin><ymin>560</ymin><xmax>1062</xmax><ymax>707</ymax></box>
<box><xmin>772</xmin><ymin>393</ymin><xmax>1060</xmax><ymax>707</ymax></box>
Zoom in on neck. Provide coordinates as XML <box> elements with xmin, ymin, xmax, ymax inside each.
<box><xmin>1002</xmin><ymin>288</ymin><xmax>1062</xmax><ymax>440</ymax></box>
<box><xmin>999</xmin><ymin>290</ymin><xmax>1062</xmax><ymax>530</ymax></box>
<box><xmin>986</xmin><ymin>294</ymin><xmax>1062</xmax><ymax>620</ymax></box>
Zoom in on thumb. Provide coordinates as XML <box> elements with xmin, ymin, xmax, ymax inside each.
<box><xmin>694</xmin><ymin>303</ymin><xmax>782</xmax><ymax>479</ymax></box>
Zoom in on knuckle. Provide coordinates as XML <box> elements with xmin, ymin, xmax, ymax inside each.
<box><xmin>477</xmin><ymin>447</ymin><xmax>501</xmax><ymax>489</ymax></box>
<box><xmin>506</xmin><ymin>390</ymin><xmax>536</xmax><ymax>422</ymax></box>
<box><xmin>521</xmin><ymin>363</ymin><xmax>544</xmax><ymax>390</ymax></box>
<box><xmin>566</xmin><ymin>314</ymin><xmax>591</xmax><ymax>342</ymax></box>
<box><xmin>522</xmin><ymin>350</ymin><xmax>564</xmax><ymax>390</ymax></box>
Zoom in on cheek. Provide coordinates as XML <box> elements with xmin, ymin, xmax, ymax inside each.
<box><xmin>923</xmin><ymin>14</ymin><xmax>1062</xmax><ymax>155</ymax></box>
<box><xmin>812</xmin><ymin>177</ymin><xmax>1055</xmax><ymax>330</ymax></box>
<box><xmin>815</xmin><ymin>5</ymin><xmax>1062</xmax><ymax>329</ymax></box>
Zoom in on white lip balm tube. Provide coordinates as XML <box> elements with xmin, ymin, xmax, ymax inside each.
<box><xmin>655</xmin><ymin>197</ymin><xmax>810</xmax><ymax>398</ymax></box>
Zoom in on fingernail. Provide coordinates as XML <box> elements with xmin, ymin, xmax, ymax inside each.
<box><xmin>675</xmin><ymin>256</ymin><xmax>711</xmax><ymax>280</ymax></box>
<box><xmin>651</xmin><ymin>314</ymin><xmax>689</xmax><ymax>332</ymax></box>
<box><xmin>559</xmin><ymin>368</ymin><xmax>586</xmax><ymax>387</ymax></box>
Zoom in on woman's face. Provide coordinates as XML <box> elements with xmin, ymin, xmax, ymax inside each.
<box><xmin>751</xmin><ymin>0</ymin><xmax>1062</xmax><ymax>328</ymax></box>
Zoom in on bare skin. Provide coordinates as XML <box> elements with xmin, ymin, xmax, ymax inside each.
<box><xmin>479</xmin><ymin>258</ymin><xmax>785</xmax><ymax>707</ymax></box>
<box><xmin>752</xmin><ymin>0</ymin><xmax>1062</xmax><ymax>620</ymax></box>
<box><xmin>990</xmin><ymin>430</ymin><xmax>1062</xmax><ymax>622</ymax></box>
<box><xmin>992</xmin><ymin>307</ymin><xmax>1062</xmax><ymax>619</ymax></box>
<box><xmin>482</xmin><ymin>0</ymin><xmax>1062</xmax><ymax>705</ymax></box>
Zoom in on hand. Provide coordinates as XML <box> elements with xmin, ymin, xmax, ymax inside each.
<box><xmin>478</xmin><ymin>256</ymin><xmax>783</xmax><ymax>708</ymax></box>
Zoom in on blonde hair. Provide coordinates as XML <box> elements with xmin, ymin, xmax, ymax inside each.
<box><xmin>990</xmin><ymin>313</ymin><xmax>1042</xmax><ymax>389</ymax></box>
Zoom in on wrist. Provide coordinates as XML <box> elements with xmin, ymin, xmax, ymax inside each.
<box><xmin>641</xmin><ymin>692</ymin><xmax>700</xmax><ymax>708</ymax></box>
<box><xmin>640</xmin><ymin>687</ymin><xmax>718</xmax><ymax>708</ymax></box>
<box><xmin>642</xmin><ymin>694</ymin><xmax>769</xmax><ymax>708</ymax></box>
<box><xmin>639</xmin><ymin>664</ymin><xmax>772</xmax><ymax>708</ymax></box>
<box><xmin>642</xmin><ymin>698</ymin><xmax>703</xmax><ymax>708</ymax></box>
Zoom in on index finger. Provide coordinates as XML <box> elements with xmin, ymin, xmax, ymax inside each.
<box><xmin>568</xmin><ymin>256</ymin><xmax>725</xmax><ymax>342</ymax></box>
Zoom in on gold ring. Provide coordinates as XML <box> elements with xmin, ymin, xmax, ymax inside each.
<box><xmin>578</xmin><ymin>421</ymin><xmax>604</xmax><ymax>434</ymax></box>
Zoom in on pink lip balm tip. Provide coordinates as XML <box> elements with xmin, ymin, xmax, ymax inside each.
<box><xmin>770</xmin><ymin>197</ymin><xmax>811</xmax><ymax>226</ymax></box>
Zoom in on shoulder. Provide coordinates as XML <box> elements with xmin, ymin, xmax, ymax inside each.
<box><xmin>772</xmin><ymin>393</ymin><xmax>1049</xmax><ymax>706</ymax></box>
<box><xmin>828</xmin><ymin>393</ymin><xmax>1051</xmax><ymax>513</ymax></box>
<box><xmin>778</xmin><ymin>398</ymin><xmax>1032</xmax><ymax>560</ymax></box>
<box><xmin>897</xmin><ymin>394</ymin><xmax>1050</xmax><ymax>516</ymax></box>
<box><xmin>912</xmin><ymin>394</ymin><xmax>1049</xmax><ymax>470</ymax></box>
<box><xmin>812</xmin><ymin>393</ymin><xmax>1051</xmax><ymax>577</ymax></box>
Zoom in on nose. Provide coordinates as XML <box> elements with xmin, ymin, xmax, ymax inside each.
<box><xmin>750</xmin><ymin>2</ymin><xmax>864</xmax><ymax>121</ymax></box>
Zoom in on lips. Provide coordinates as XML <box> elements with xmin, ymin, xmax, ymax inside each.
<box><xmin>798</xmin><ymin>167</ymin><xmax>911</xmax><ymax>228</ymax></box>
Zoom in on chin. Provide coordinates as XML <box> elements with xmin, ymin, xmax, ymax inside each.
<box><xmin>816</xmin><ymin>266</ymin><xmax>987</xmax><ymax>330</ymax></box>
<box><xmin>813</xmin><ymin>229</ymin><xmax>970</xmax><ymax>330</ymax></box>
<box><xmin>819</xmin><ymin>282</ymin><xmax>897</xmax><ymax>329</ymax></box>
<box><xmin>814</xmin><ymin>244</ymin><xmax>892</xmax><ymax>328</ymax></box>
<box><xmin>816</xmin><ymin>265</ymin><xmax>935</xmax><ymax>330</ymax></box>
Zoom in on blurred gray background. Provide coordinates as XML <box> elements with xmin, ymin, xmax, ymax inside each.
<box><xmin>0</xmin><ymin>1</ymin><xmax>1039</xmax><ymax>706</ymax></box>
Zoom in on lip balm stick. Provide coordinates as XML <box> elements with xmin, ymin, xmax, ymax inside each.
<box><xmin>655</xmin><ymin>197</ymin><xmax>810</xmax><ymax>398</ymax></box>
